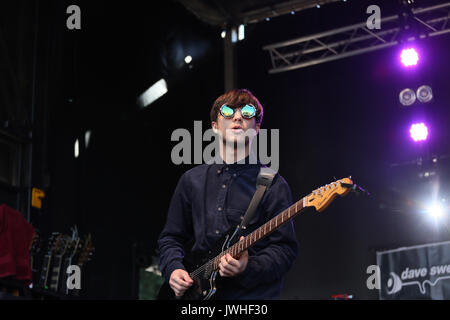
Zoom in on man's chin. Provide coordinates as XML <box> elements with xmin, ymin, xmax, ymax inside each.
<box><xmin>224</xmin><ymin>135</ymin><xmax>250</xmax><ymax>146</ymax></box>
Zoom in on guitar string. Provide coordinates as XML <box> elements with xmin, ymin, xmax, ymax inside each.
<box><xmin>188</xmin><ymin>185</ymin><xmax>343</xmax><ymax>280</ymax></box>
<box><xmin>188</xmin><ymin>200</ymin><xmax>305</xmax><ymax>279</ymax></box>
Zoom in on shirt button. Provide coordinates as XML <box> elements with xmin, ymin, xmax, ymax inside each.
<box><xmin>233</xmin><ymin>173</ymin><xmax>237</xmax><ymax>177</ymax></box>
<box><xmin>225</xmin><ymin>167</ymin><xmax>229</xmax><ymax>171</ymax></box>
<box><xmin>217</xmin><ymin>169</ymin><xmax>221</xmax><ymax>174</ymax></box>
<box><xmin>215</xmin><ymin>230</ymin><xmax>220</xmax><ymax>234</ymax></box>
<box><xmin>222</xmin><ymin>184</ymin><xmax>226</xmax><ymax>188</ymax></box>
<box><xmin>218</xmin><ymin>207</ymin><xmax>222</xmax><ymax>211</ymax></box>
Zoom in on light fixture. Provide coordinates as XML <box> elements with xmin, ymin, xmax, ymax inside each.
<box><xmin>416</xmin><ymin>85</ymin><xmax>433</xmax><ymax>103</ymax></box>
<box><xmin>399</xmin><ymin>88</ymin><xmax>416</xmax><ymax>106</ymax></box>
<box><xmin>400</xmin><ymin>48</ymin><xmax>419</xmax><ymax>67</ymax></box>
<box><xmin>74</xmin><ymin>139</ymin><xmax>79</xmax><ymax>158</ymax></box>
<box><xmin>221</xmin><ymin>30</ymin><xmax>226</xmax><ymax>39</ymax></box>
<box><xmin>85</xmin><ymin>130</ymin><xmax>91</xmax><ymax>148</ymax></box>
<box><xmin>184</xmin><ymin>55</ymin><xmax>192</xmax><ymax>64</ymax></box>
<box><xmin>231</xmin><ymin>28</ymin><xmax>238</xmax><ymax>43</ymax></box>
<box><xmin>137</xmin><ymin>78</ymin><xmax>168</xmax><ymax>109</ymax></box>
<box><xmin>426</xmin><ymin>203</ymin><xmax>444</xmax><ymax>219</ymax></box>
<box><xmin>238</xmin><ymin>24</ymin><xmax>245</xmax><ymax>41</ymax></box>
<box><xmin>409</xmin><ymin>122</ymin><xmax>428</xmax><ymax>142</ymax></box>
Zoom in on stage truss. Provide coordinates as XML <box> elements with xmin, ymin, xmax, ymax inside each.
<box><xmin>263</xmin><ymin>2</ymin><xmax>450</xmax><ymax>74</ymax></box>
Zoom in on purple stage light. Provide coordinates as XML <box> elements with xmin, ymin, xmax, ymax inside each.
<box><xmin>410</xmin><ymin>123</ymin><xmax>428</xmax><ymax>142</ymax></box>
<box><xmin>400</xmin><ymin>48</ymin><xmax>419</xmax><ymax>67</ymax></box>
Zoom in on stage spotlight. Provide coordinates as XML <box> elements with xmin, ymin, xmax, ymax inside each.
<box><xmin>231</xmin><ymin>28</ymin><xmax>238</xmax><ymax>43</ymax></box>
<box><xmin>426</xmin><ymin>203</ymin><xmax>444</xmax><ymax>219</ymax></box>
<box><xmin>238</xmin><ymin>24</ymin><xmax>245</xmax><ymax>41</ymax></box>
<box><xmin>400</xmin><ymin>48</ymin><xmax>419</xmax><ymax>67</ymax></box>
<box><xmin>399</xmin><ymin>88</ymin><xmax>416</xmax><ymax>106</ymax></box>
<box><xmin>416</xmin><ymin>85</ymin><xmax>433</xmax><ymax>103</ymax></box>
<box><xmin>409</xmin><ymin>123</ymin><xmax>428</xmax><ymax>142</ymax></box>
<box><xmin>137</xmin><ymin>78</ymin><xmax>168</xmax><ymax>109</ymax></box>
<box><xmin>85</xmin><ymin>130</ymin><xmax>91</xmax><ymax>148</ymax></box>
<box><xmin>74</xmin><ymin>139</ymin><xmax>79</xmax><ymax>158</ymax></box>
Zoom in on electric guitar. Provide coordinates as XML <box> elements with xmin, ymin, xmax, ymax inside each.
<box><xmin>59</xmin><ymin>235</ymin><xmax>81</xmax><ymax>294</ymax></box>
<box><xmin>29</xmin><ymin>230</ymin><xmax>41</xmax><ymax>275</ymax></box>
<box><xmin>71</xmin><ymin>233</ymin><xmax>94</xmax><ymax>296</ymax></box>
<box><xmin>37</xmin><ymin>233</ymin><xmax>62</xmax><ymax>290</ymax></box>
<box><xmin>157</xmin><ymin>177</ymin><xmax>354</xmax><ymax>300</ymax></box>
<box><xmin>49</xmin><ymin>234</ymin><xmax>71</xmax><ymax>291</ymax></box>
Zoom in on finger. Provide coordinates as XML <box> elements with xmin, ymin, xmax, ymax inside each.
<box><xmin>181</xmin><ymin>273</ymin><xmax>194</xmax><ymax>284</ymax></box>
<box><xmin>170</xmin><ymin>281</ymin><xmax>185</xmax><ymax>294</ymax></box>
<box><xmin>177</xmin><ymin>276</ymin><xmax>193</xmax><ymax>287</ymax></box>
<box><xmin>221</xmin><ymin>261</ymin><xmax>239</xmax><ymax>275</ymax></box>
<box><xmin>219</xmin><ymin>263</ymin><xmax>234</xmax><ymax>276</ymax></box>
<box><xmin>174</xmin><ymin>287</ymin><xmax>186</xmax><ymax>297</ymax></box>
<box><xmin>177</xmin><ymin>279</ymin><xmax>192</xmax><ymax>287</ymax></box>
<box><xmin>173</xmin><ymin>277</ymin><xmax>192</xmax><ymax>289</ymax></box>
<box><xmin>225</xmin><ymin>254</ymin><xmax>240</xmax><ymax>268</ymax></box>
<box><xmin>219</xmin><ymin>265</ymin><xmax>233</xmax><ymax>277</ymax></box>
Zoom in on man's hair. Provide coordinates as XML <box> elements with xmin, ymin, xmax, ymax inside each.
<box><xmin>210</xmin><ymin>88</ymin><xmax>264</xmax><ymax>125</ymax></box>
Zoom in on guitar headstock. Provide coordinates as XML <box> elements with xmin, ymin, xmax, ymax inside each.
<box><xmin>54</xmin><ymin>234</ymin><xmax>71</xmax><ymax>256</ymax></box>
<box><xmin>305</xmin><ymin>177</ymin><xmax>353</xmax><ymax>212</ymax></box>
<box><xmin>29</xmin><ymin>230</ymin><xmax>41</xmax><ymax>256</ymax></box>
<box><xmin>78</xmin><ymin>234</ymin><xmax>94</xmax><ymax>267</ymax></box>
<box><xmin>67</xmin><ymin>237</ymin><xmax>82</xmax><ymax>259</ymax></box>
<box><xmin>46</xmin><ymin>232</ymin><xmax>63</xmax><ymax>255</ymax></box>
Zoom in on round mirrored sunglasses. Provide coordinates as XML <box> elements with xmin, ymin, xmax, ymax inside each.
<box><xmin>220</xmin><ymin>104</ymin><xmax>256</xmax><ymax>119</ymax></box>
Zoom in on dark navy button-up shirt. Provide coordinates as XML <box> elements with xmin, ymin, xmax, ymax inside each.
<box><xmin>158</xmin><ymin>156</ymin><xmax>299</xmax><ymax>299</ymax></box>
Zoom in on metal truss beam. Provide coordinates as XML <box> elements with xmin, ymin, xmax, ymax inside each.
<box><xmin>263</xmin><ymin>2</ymin><xmax>450</xmax><ymax>74</ymax></box>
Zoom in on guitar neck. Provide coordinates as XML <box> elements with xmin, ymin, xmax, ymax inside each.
<box><xmin>59</xmin><ymin>257</ymin><xmax>73</xmax><ymax>294</ymax></box>
<box><xmin>211</xmin><ymin>196</ymin><xmax>307</xmax><ymax>271</ymax></box>
<box><xmin>38</xmin><ymin>254</ymin><xmax>52</xmax><ymax>288</ymax></box>
<box><xmin>49</xmin><ymin>255</ymin><xmax>64</xmax><ymax>291</ymax></box>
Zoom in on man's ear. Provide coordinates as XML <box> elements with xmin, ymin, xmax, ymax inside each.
<box><xmin>211</xmin><ymin>121</ymin><xmax>218</xmax><ymax>133</ymax></box>
<box><xmin>255</xmin><ymin>123</ymin><xmax>261</xmax><ymax>135</ymax></box>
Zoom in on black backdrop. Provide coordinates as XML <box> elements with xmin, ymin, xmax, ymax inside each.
<box><xmin>3</xmin><ymin>0</ymin><xmax>450</xmax><ymax>299</ymax></box>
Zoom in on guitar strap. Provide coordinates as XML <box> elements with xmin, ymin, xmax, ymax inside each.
<box><xmin>240</xmin><ymin>167</ymin><xmax>276</xmax><ymax>229</ymax></box>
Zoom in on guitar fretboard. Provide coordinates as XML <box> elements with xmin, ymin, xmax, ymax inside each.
<box><xmin>59</xmin><ymin>257</ymin><xmax>73</xmax><ymax>294</ymax></box>
<box><xmin>38</xmin><ymin>255</ymin><xmax>52</xmax><ymax>288</ymax></box>
<box><xmin>210</xmin><ymin>196</ymin><xmax>306</xmax><ymax>271</ymax></box>
<box><xmin>50</xmin><ymin>255</ymin><xmax>63</xmax><ymax>291</ymax></box>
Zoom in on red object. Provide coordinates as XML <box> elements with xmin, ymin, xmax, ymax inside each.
<box><xmin>0</xmin><ymin>204</ymin><xmax>35</xmax><ymax>285</ymax></box>
<box><xmin>331</xmin><ymin>293</ymin><xmax>352</xmax><ymax>300</ymax></box>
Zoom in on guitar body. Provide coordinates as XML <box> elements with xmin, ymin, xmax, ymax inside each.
<box><xmin>157</xmin><ymin>226</ymin><xmax>243</xmax><ymax>300</ymax></box>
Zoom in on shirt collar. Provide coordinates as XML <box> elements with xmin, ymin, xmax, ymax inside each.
<box><xmin>207</xmin><ymin>153</ymin><xmax>260</xmax><ymax>173</ymax></box>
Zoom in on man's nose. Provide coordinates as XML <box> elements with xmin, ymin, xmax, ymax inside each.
<box><xmin>232</xmin><ymin>108</ymin><xmax>243</xmax><ymax>120</ymax></box>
